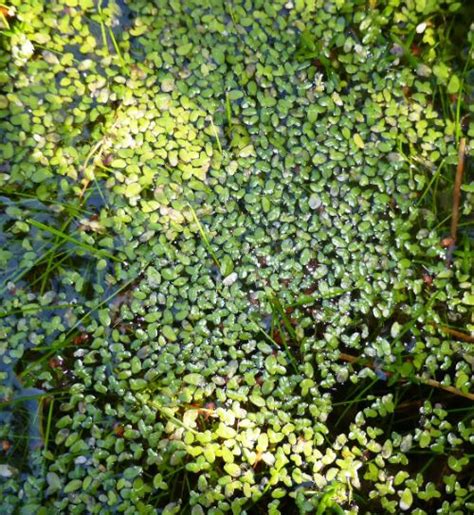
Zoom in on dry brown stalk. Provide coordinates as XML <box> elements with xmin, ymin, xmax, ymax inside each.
<box><xmin>447</xmin><ymin>137</ymin><xmax>466</xmax><ymax>265</ymax></box>
<box><xmin>338</xmin><ymin>351</ymin><xmax>474</xmax><ymax>401</ymax></box>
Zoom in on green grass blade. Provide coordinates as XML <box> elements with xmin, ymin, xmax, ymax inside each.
<box><xmin>209</xmin><ymin>116</ymin><xmax>223</xmax><ymax>154</ymax></box>
<box><xmin>108</xmin><ymin>27</ymin><xmax>124</xmax><ymax>66</ymax></box>
<box><xmin>290</xmin><ymin>287</ymin><xmax>354</xmax><ymax>308</ymax></box>
<box><xmin>27</xmin><ymin>218</ymin><xmax>119</xmax><ymax>262</ymax></box>
<box><xmin>187</xmin><ymin>204</ymin><xmax>220</xmax><ymax>268</ymax></box>
<box><xmin>42</xmin><ymin>398</ymin><xmax>54</xmax><ymax>454</ymax></box>
<box><xmin>0</xmin><ymin>303</ymin><xmax>73</xmax><ymax>319</ymax></box>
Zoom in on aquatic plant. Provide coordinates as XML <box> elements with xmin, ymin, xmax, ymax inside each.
<box><xmin>0</xmin><ymin>0</ymin><xmax>472</xmax><ymax>513</ymax></box>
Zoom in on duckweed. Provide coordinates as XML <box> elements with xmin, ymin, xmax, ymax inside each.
<box><xmin>0</xmin><ymin>0</ymin><xmax>473</xmax><ymax>514</ymax></box>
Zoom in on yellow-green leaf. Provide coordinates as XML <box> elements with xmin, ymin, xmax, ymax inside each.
<box><xmin>353</xmin><ymin>133</ymin><xmax>365</xmax><ymax>149</ymax></box>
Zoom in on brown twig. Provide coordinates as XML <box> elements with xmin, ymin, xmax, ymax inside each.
<box><xmin>339</xmin><ymin>352</ymin><xmax>359</xmax><ymax>364</ymax></box>
<box><xmin>439</xmin><ymin>326</ymin><xmax>474</xmax><ymax>343</ymax></box>
<box><xmin>338</xmin><ymin>352</ymin><xmax>474</xmax><ymax>401</ymax></box>
<box><xmin>446</xmin><ymin>137</ymin><xmax>466</xmax><ymax>265</ymax></box>
<box><xmin>394</xmin><ymin>400</ymin><xmax>423</xmax><ymax>411</ymax></box>
<box><xmin>422</xmin><ymin>377</ymin><xmax>474</xmax><ymax>401</ymax></box>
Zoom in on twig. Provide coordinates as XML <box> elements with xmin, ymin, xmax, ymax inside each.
<box><xmin>439</xmin><ymin>326</ymin><xmax>474</xmax><ymax>343</ymax></box>
<box><xmin>394</xmin><ymin>400</ymin><xmax>423</xmax><ymax>411</ymax></box>
<box><xmin>339</xmin><ymin>352</ymin><xmax>358</xmax><ymax>364</ymax></box>
<box><xmin>446</xmin><ymin>138</ymin><xmax>466</xmax><ymax>265</ymax></box>
<box><xmin>422</xmin><ymin>377</ymin><xmax>474</xmax><ymax>401</ymax></box>
<box><xmin>338</xmin><ymin>352</ymin><xmax>474</xmax><ymax>401</ymax></box>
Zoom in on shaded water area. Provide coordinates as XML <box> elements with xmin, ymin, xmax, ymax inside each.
<box><xmin>0</xmin><ymin>1</ymin><xmax>473</xmax><ymax>513</ymax></box>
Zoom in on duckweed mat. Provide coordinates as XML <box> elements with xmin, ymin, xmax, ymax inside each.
<box><xmin>0</xmin><ymin>1</ymin><xmax>473</xmax><ymax>513</ymax></box>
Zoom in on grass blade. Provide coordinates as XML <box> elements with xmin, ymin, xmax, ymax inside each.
<box><xmin>187</xmin><ymin>205</ymin><xmax>220</xmax><ymax>268</ymax></box>
<box><xmin>27</xmin><ymin>218</ymin><xmax>119</xmax><ymax>262</ymax></box>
